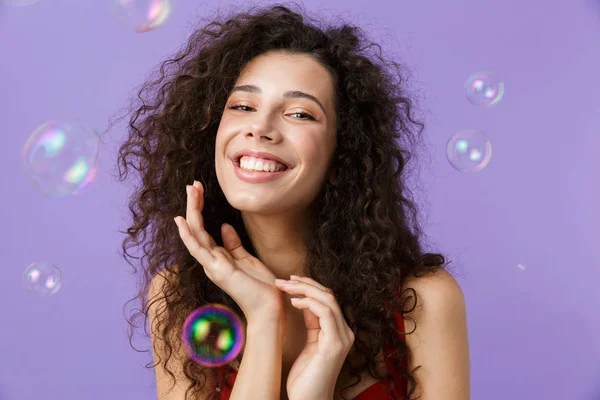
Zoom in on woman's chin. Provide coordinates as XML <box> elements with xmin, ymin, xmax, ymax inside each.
<box><xmin>227</xmin><ymin>197</ymin><xmax>287</xmax><ymax>215</ymax></box>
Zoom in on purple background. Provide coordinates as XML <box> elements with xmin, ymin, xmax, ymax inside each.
<box><xmin>1</xmin><ymin>0</ymin><xmax>599</xmax><ymax>399</ymax></box>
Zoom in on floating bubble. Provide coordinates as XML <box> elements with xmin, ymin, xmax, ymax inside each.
<box><xmin>182</xmin><ymin>304</ymin><xmax>245</xmax><ymax>368</ymax></box>
<box><xmin>465</xmin><ymin>71</ymin><xmax>504</xmax><ymax>107</ymax></box>
<box><xmin>446</xmin><ymin>129</ymin><xmax>492</xmax><ymax>172</ymax></box>
<box><xmin>111</xmin><ymin>0</ymin><xmax>172</xmax><ymax>33</ymax></box>
<box><xmin>21</xmin><ymin>120</ymin><xmax>100</xmax><ymax>198</ymax></box>
<box><xmin>22</xmin><ymin>262</ymin><xmax>62</xmax><ymax>296</ymax></box>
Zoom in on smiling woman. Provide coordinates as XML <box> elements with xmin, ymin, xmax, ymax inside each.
<box><xmin>214</xmin><ymin>50</ymin><xmax>337</xmax><ymax>216</ymax></box>
<box><xmin>116</xmin><ymin>2</ymin><xmax>470</xmax><ymax>400</ymax></box>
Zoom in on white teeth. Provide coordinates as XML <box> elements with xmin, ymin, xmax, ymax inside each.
<box><xmin>239</xmin><ymin>156</ymin><xmax>286</xmax><ymax>172</ymax></box>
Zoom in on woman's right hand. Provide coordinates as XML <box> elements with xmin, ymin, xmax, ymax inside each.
<box><xmin>174</xmin><ymin>180</ymin><xmax>285</xmax><ymax>323</ymax></box>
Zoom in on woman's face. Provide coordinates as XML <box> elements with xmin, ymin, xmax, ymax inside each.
<box><xmin>215</xmin><ymin>51</ymin><xmax>337</xmax><ymax>215</ymax></box>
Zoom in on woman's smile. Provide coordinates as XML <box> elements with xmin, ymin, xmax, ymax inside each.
<box><xmin>232</xmin><ymin>158</ymin><xmax>293</xmax><ymax>183</ymax></box>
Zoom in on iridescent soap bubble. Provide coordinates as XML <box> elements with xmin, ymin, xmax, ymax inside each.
<box><xmin>112</xmin><ymin>0</ymin><xmax>172</xmax><ymax>33</ymax></box>
<box><xmin>22</xmin><ymin>120</ymin><xmax>100</xmax><ymax>198</ymax></box>
<box><xmin>446</xmin><ymin>129</ymin><xmax>492</xmax><ymax>172</ymax></box>
<box><xmin>465</xmin><ymin>71</ymin><xmax>504</xmax><ymax>107</ymax></box>
<box><xmin>22</xmin><ymin>262</ymin><xmax>62</xmax><ymax>296</ymax></box>
<box><xmin>182</xmin><ymin>304</ymin><xmax>245</xmax><ymax>368</ymax></box>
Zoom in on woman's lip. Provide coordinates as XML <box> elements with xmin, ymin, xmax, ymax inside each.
<box><xmin>232</xmin><ymin>159</ymin><xmax>292</xmax><ymax>183</ymax></box>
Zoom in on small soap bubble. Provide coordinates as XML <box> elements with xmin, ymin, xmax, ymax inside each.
<box><xmin>465</xmin><ymin>71</ymin><xmax>504</xmax><ymax>107</ymax></box>
<box><xmin>111</xmin><ymin>0</ymin><xmax>172</xmax><ymax>33</ymax></box>
<box><xmin>446</xmin><ymin>129</ymin><xmax>492</xmax><ymax>172</ymax></box>
<box><xmin>21</xmin><ymin>120</ymin><xmax>100</xmax><ymax>198</ymax></box>
<box><xmin>182</xmin><ymin>304</ymin><xmax>245</xmax><ymax>368</ymax></box>
<box><xmin>22</xmin><ymin>262</ymin><xmax>62</xmax><ymax>296</ymax></box>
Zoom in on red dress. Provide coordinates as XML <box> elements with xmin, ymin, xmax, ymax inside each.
<box><xmin>217</xmin><ymin>311</ymin><xmax>407</xmax><ymax>399</ymax></box>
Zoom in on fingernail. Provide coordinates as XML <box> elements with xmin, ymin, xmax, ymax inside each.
<box><xmin>290</xmin><ymin>275</ymin><xmax>300</xmax><ymax>280</ymax></box>
<box><xmin>186</xmin><ymin>185</ymin><xmax>191</xmax><ymax>196</ymax></box>
<box><xmin>174</xmin><ymin>217</ymin><xmax>180</xmax><ymax>227</ymax></box>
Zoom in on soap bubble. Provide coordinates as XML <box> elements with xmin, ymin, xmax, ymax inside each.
<box><xmin>22</xmin><ymin>262</ymin><xmax>62</xmax><ymax>296</ymax></box>
<box><xmin>21</xmin><ymin>120</ymin><xmax>101</xmax><ymax>198</ymax></box>
<box><xmin>465</xmin><ymin>71</ymin><xmax>504</xmax><ymax>107</ymax></box>
<box><xmin>111</xmin><ymin>0</ymin><xmax>172</xmax><ymax>33</ymax></box>
<box><xmin>182</xmin><ymin>304</ymin><xmax>245</xmax><ymax>368</ymax></box>
<box><xmin>446</xmin><ymin>129</ymin><xmax>492</xmax><ymax>172</ymax></box>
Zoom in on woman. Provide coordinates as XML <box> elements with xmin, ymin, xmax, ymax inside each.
<box><xmin>117</xmin><ymin>3</ymin><xmax>470</xmax><ymax>400</ymax></box>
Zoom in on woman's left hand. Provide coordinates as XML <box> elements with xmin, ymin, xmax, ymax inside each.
<box><xmin>274</xmin><ymin>275</ymin><xmax>355</xmax><ymax>400</ymax></box>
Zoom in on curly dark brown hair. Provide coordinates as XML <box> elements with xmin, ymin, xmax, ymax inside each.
<box><xmin>114</xmin><ymin>2</ymin><xmax>448</xmax><ymax>399</ymax></box>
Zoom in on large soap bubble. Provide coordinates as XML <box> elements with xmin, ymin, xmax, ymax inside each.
<box><xmin>22</xmin><ymin>120</ymin><xmax>101</xmax><ymax>198</ymax></box>
<box><xmin>182</xmin><ymin>304</ymin><xmax>245</xmax><ymax>368</ymax></box>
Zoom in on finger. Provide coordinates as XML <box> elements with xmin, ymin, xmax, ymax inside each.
<box><xmin>290</xmin><ymin>297</ymin><xmax>348</xmax><ymax>350</ymax></box>
<box><xmin>221</xmin><ymin>223</ymin><xmax>251</xmax><ymax>260</ymax></box>
<box><xmin>186</xmin><ymin>182</ymin><xmax>205</xmax><ymax>230</ymax></box>
<box><xmin>186</xmin><ymin>182</ymin><xmax>216</xmax><ymax>247</ymax></box>
<box><xmin>277</xmin><ymin>281</ymin><xmax>348</xmax><ymax>338</ymax></box>
<box><xmin>175</xmin><ymin>216</ymin><xmax>216</xmax><ymax>267</ymax></box>
<box><xmin>289</xmin><ymin>275</ymin><xmax>333</xmax><ymax>294</ymax></box>
<box><xmin>194</xmin><ymin>181</ymin><xmax>217</xmax><ymax>246</ymax></box>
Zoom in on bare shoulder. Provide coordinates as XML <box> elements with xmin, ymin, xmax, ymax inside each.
<box><xmin>400</xmin><ymin>268</ymin><xmax>467</xmax><ymax>337</ymax></box>
<box><xmin>401</xmin><ymin>269</ymin><xmax>465</xmax><ymax>312</ymax></box>
<box><xmin>401</xmin><ymin>269</ymin><xmax>470</xmax><ymax>399</ymax></box>
<box><xmin>149</xmin><ymin>265</ymin><xmax>217</xmax><ymax>399</ymax></box>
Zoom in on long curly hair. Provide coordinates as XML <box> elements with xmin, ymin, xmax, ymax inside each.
<box><xmin>115</xmin><ymin>3</ymin><xmax>448</xmax><ymax>399</ymax></box>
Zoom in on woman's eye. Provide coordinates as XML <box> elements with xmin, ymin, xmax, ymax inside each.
<box><xmin>228</xmin><ymin>105</ymin><xmax>315</xmax><ymax>121</ymax></box>
<box><xmin>230</xmin><ymin>105</ymin><xmax>252</xmax><ymax>112</ymax></box>
<box><xmin>290</xmin><ymin>112</ymin><xmax>315</xmax><ymax>121</ymax></box>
